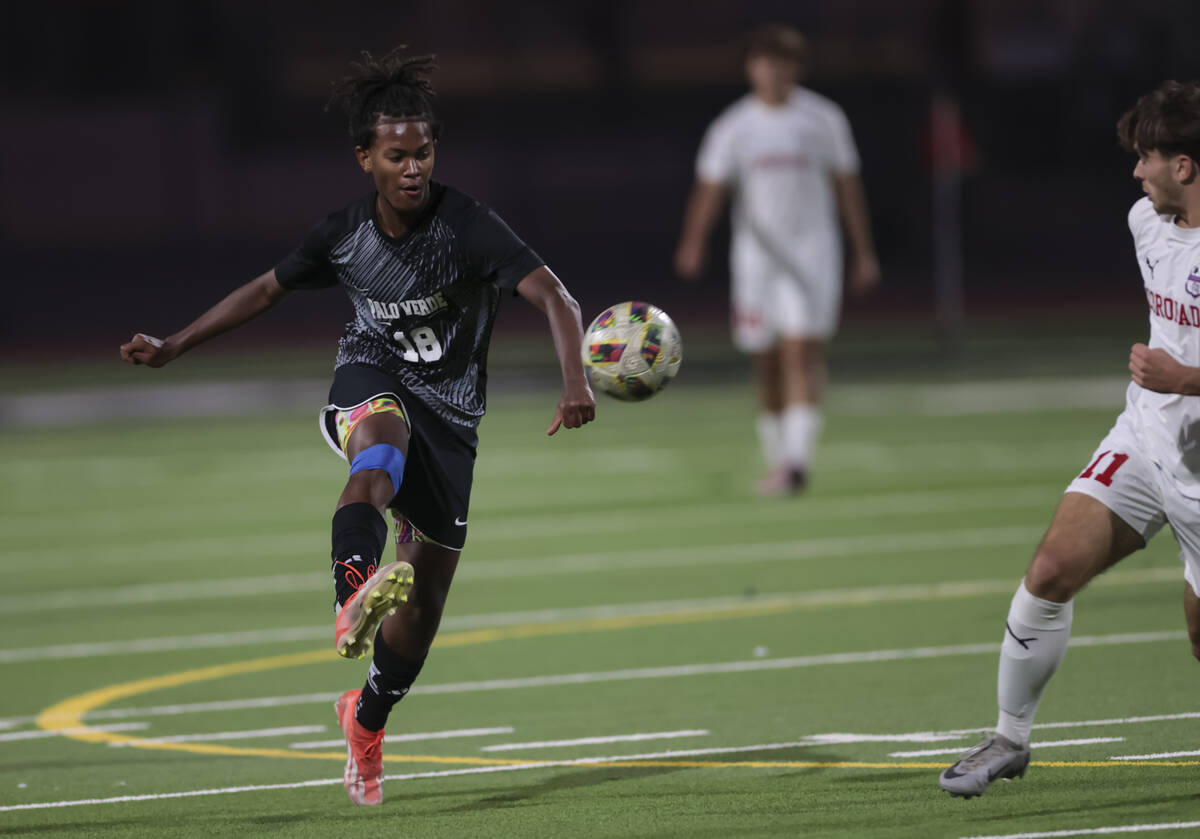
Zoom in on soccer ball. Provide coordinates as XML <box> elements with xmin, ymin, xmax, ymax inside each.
<box><xmin>581</xmin><ymin>301</ymin><xmax>682</xmax><ymax>401</ymax></box>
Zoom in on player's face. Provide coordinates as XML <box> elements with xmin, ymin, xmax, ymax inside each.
<box><xmin>357</xmin><ymin>120</ymin><xmax>436</xmax><ymax>214</ymax></box>
<box><xmin>1134</xmin><ymin>147</ymin><xmax>1186</xmax><ymax>216</ymax></box>
<box><xmin>745</xmin><ymin>53</ymin><xmax>799</xmax><ymax>105</ymax></box>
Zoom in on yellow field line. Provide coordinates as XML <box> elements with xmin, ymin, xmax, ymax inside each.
<box><xmin>33</xmin><ymin>603</ymin><xmax>1200</xmax><ymax>772</ymax></box>
<box><xmin>32</xmin><ymin>599</ymin><xmax>834</xmax><ymax>756</ymax></box>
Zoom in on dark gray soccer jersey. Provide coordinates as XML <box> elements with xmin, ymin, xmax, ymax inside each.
<box><xmin>275</xmin><ymin>183</ymin><xmax>544</xmax><ymax>427</ymax></box>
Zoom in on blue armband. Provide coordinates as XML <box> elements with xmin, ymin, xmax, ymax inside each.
<box><xmin>350</xmin><ymin>444</ymin><xmax>406</xmax><ymax>494</ymax></box>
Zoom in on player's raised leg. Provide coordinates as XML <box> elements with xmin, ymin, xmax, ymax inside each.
<box><xmin>332</xmin><ymin>406</ymin><xmax>414</xmax><ymax>661</ymax></box>
<box><xmin>940</xmin><ymin>491</ymin><xmax>1145</xmax><ymax>798</ymax></box>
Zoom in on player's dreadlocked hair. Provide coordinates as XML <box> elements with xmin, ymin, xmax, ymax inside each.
<box><xmin>327</xmin><ymin>47</ymin><xmax>441</xmax><ymax>149</ymax></box>
<box><xmin>1117</xmin><ymin>80</ymin><xmax>1200</xmax><ymax>162</ymax></box>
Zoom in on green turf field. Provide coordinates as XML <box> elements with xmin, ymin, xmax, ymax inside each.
<box><xmin>2</xmin><ymin>346</ymin><xmax>1198</xmax><ymax>837</ymax></box>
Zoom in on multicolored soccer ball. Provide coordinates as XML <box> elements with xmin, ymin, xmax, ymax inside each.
<box><xmin>581</xmin><ymin>301</ymin><xmax>682</xmax><ymax>401</ymax></box>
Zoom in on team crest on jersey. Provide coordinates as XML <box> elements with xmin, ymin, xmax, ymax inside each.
<box><xmin>1187</xmin><ymin>265</ymin><xmax>1200</xmax><ymax>299</ymax></box>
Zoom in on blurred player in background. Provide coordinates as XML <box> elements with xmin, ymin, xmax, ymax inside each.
<box><xmin>120</xmin><ymin>48</ymin><xmax>595</xmax><ymax>807</ymax></box>
<box><xmin>940</xmin><ymin>80</ymin><xmax>1200</xmax><ymax>799</ymax></box>
<box><xmin>674</xmin><ymin>23</ymin><xmax>880</xmax><ymax>495</ymax></box>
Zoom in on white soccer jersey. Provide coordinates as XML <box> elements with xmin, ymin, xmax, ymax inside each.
<box><xmin>1126</xmin><ymin>196</ymin><xmax>1200</xmax><ymax>497</ymax></box>
<box><xmin>695</xmin><ymin>86</ymin><xmax>859</xmax><ymax>273</ymax></box>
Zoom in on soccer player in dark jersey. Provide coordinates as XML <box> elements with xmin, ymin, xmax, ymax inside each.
<box><xmin>119</xmin><ymin>49</ymin><xmax>595</xmax><ymax>806</ymax></box>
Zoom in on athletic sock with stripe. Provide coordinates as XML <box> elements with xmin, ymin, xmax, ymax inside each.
<box><xmin>355</xmin><ymin>632</ymin><xmax>425</xmax><ymax>731</ymax></box>
<box><xmin>994</xmin><ymin>581</ymin><xmax>1073</xmax><ymax>747</ymax></box>
<box><xmin>331</xmin><ymin>502</ymin><xmax>388</xmax><ymax>610</ymax></box>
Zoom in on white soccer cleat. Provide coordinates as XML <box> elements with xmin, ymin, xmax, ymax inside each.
<box><xmin>939</xmin><ymin>734</ymin><xmax>1031</xmax><ymax>799</ymax></box>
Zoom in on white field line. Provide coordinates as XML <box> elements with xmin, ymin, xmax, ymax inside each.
<box><xmin>7</xmin><ymin>631</ymin><xmax>1190</xmax><ymax>732</ymax></box>
<box><xmin>481</xmin><ymin>730</ymin><xmax>709</xmax><ymax>752</ymax></box>
<box><xmin>5</xmin><ymin>717</ymin><xmax>1199</xmax><ymax>815</ymax></box>
<box><xmin>477</xmin><ymin>485</ymin><xmax>1054</xmax><ymax>541</ymax></box>
<box><xmin>0</xmin><ymin>573</ymin><xmax>329</xmax><ymax>616</ymax></box>
<box><xmin>772</xmin><ymin>712</ymin><xmax>1200</xmax><ymax>753</ymax></box>
<box><xmin>0</xmin><ymin>737</ymin><xmax>883</xmax><ymax>813</ymax></box>
<box><xmin>107</xmin><ymin>725</ymin><xmax>325</xmax><ymax>746</ymax></box>
<box><xmin>0</xmin><ymin>538</ymin><xmax>1092</xmax><ymax>619</ymax></box>
<box><xmin>1024</xmin><ymin>711</ymin><xmax>1200</xmax><ymax>732</ymax></box>
<box><xmin>960</xmin><ymin>821</ymin><xmax>1200</xmax><ymax>839</ymax></box>
<box><xmin>456</xmin><ymin>525</ymin><xmax>1045</xmax><ymax>580</ymax></box>
<box><xmin>0</xmin><ymin>722</ymin><xmax>148</xmax><ymax>742</ymax></box>
<box><xmin>291</xmin><ymin>726</ymin><xmax>515</xmax><ymax>749</ymax></box>
<box><xmin>0</xmin><ymin>627</ymin><xmax>331</xmax><ymax>664</ymax></box>
<box><xmin>0</xmin><ymin>487</ymin><xmax>1060</xmax><ymax>609</ymax></box>
<box><xmin>0</xmin><ymin>467</ymin><xmax>1059</xmax><ymax>544</ymax></box>
<box><xmin>3</xmin><ymin>563</ymin><xmax>1179</xmax><ymax>665</ymax></box>
<box><xmin>804</xmin><ymin>733</ymin><xmax>973</xmax><ymax>745</ymax></box>
<box><xmin>2</xmin><ymin>521</ymin><xmax>1049</xmax><ymax>574</ymax></box>
<box><xmin>407</xmin><ymin>632</ymin><xmax>1188</xmax><ymax>699</ymax></box>
<box><xmin>889</xmin><ymin>737</ymin><xmax>1125</xmax><ymax>758</ymax></box>
<box><xmin>1109</xmin><ymin>748</ymin><xmax>1200</xmax><ymax>760</ymax></box>
<box><xmin>2</xmin><ymin>693</ymin><xmax>344</xmax><ymax>729</ymax></box>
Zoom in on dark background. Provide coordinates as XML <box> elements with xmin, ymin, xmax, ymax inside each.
<box><xmin>5</xmin><ymin>0</ymin><xmax>1199</xmax><ymax>355</ymax></box>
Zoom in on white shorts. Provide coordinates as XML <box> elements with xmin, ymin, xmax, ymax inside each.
<box><xmin>1065</xmin><ymin>410</ymin><xmax>1200</xmax><ymax>596</ymax></box>
<box><xmin>729</xmin><ymin>237</ymin><xmax>842</xmax><ymax>351</ymax></box>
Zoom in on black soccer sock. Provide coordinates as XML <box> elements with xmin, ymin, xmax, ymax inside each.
<box><xmin>331</xmin><ymin>502</ymin><xmax>389</xmax><ymax>609</ymax></box>
<box><xmin>355</xmin><ymin>631</ymin><xmax>426</xmax><ymax>732</ymax></box>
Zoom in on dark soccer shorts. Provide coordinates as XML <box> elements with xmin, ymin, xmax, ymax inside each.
<box><xmin>319</xmin><ymin>363</ymin><xmax>477</xmax><ymax>551</ymax></box>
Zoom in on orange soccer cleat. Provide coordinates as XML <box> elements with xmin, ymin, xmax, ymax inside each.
<box><xmin>334</xmin><ymin>560</ymin><xmax>414</xmax><ymax>660</ymax></box>
<box><xmin>336</xmin><ymin>689</ymin><xmax>386</xmax><ymax>806</ymax></box>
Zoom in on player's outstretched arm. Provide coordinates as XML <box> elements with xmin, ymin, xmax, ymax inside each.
<box><xmin>674</xmin><ymin>180</ymin><xmax>728</xmax><ymax>281</ymax></box>
<box><xmin>1129</xmin><ymin>342</ymin><xmax>1200</xmax><ymax>395</ymax></box>
<box><xmin>515</xmin><ymin>266</ymin><xmax>596</xmax><ymax>436</ymax></box>
<box><xmin>832</xmin><ymin>172</ymin><xmax>881</xmax><ymax>295</ymax></box>
<box><xmin>120</xmin><ymin>270</ymin><xmax>290</xmax><ymax>368</ymax></box>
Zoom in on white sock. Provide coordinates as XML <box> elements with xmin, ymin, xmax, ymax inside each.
<box><xmin>782</xmin><ymin>404</ymin><xmax>822</xmax><ymax>468</ymax></box>
<box><xmin>756</xmin><ymin>412</ymin><xmax>784</xmax><ymax>469</ymax></box>
<box><xmin>994</xmin><ymin>581</ymin><xmax>1073</xmax><ymax>747</ymax></box>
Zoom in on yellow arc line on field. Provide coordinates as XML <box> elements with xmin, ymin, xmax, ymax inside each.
<box><xmin>34</xmin><ymin>602</ymin><xmax>1200</xmax><ymax>770</ymax></box>
<box><xmin>34</xmin><ymin>602</ymin><xmax>814</xmax><ymax>763</ymax></box>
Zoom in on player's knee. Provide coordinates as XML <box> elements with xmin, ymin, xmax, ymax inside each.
<box><xmin>350</xmin><ymin>443</ymin><xmax>406</xmax><ymax>494</ymax></box>
<box><xmin>1025</xmin><ymin>545</ymin><xmax>1088</xmax><ymax>601</ymax></box>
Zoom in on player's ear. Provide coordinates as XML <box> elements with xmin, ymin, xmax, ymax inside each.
<box><xmin>1179</xmin><ymin>154</ymin><xmax>1198</xmax><ymax>186</ymax></box>
<box><xmin>355</xmin><ymin>146</ymin><xmax>373</xmax><ymax>173</ymax></box>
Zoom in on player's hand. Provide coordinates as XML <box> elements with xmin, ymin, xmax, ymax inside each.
<box><xmin>119</xmin><ymin>333</ymin><xmax>177</xmax><ymax>368</ymax></box>
<box><xmin>1129</xmin><ymin>342</ymin><xmax>1194</xmax><ymax>394</ymax></box>
<box><xmin>849</xmin><ymin>254</ymin><xmax>881</xmax><ymax>296</ymax></box>
<box><xmin>674</xmin><ymin>239</ymin><xmax>705</xmax><ymax>282</ymax></box>
<box><xmin>547</xmin><ymin>379</ymin><xmax>596</xmax><ymax>435</ymax></box>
